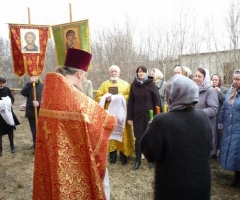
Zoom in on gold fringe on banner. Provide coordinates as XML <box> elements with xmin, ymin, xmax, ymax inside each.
<box><xmin>51</xmin><ymin>20</ymin><xmax>88</xmax><ymax>28</ymax></box>
<box><xmin>48</xmin><ymin>28</ymin><xmax>51</xmax><ymax>39</ymax></box>
<box><xmin>8</xmin><ymin>23</ymin><xmax>50</xmax><ymax>28</ymax></box>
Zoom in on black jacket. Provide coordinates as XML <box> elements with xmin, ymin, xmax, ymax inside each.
<box><xmin>21</xmin><ymin>82</ymin><xmax>43</xmax><ymax>118</ymax></box>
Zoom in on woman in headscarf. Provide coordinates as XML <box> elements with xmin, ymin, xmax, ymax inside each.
<box><xmin>150</xmin><ymin>68</ymin><xmax>167</xmax><ymax>112</ymax></box>
<box><xmin>140</xmin><ymin>75</ymin><xmax>212</xmax><ymax>200</ymax></box>
<box><xmin>173</xmin><ymin>65</ymin><xmax>185</xmax><ymax>75</ymax></box>
<box><xmin>211</xmin><ymin>74</ymin><xmax>228</xmax><ymax>158</ymax></box>
<box><xmin>127</xmin><ymin>66</ymin><xmax>160</xmax><ymax>170</ymax></box>
<box><xmin>218</xmin><ymin>70</ymin><xmax>240</xmax><ymax>187</ymax></box>
<box><xmin>211</xmin><ymin>74</ymin><xmax>228</xmax><ymax>108</ymax></box>
<box><xmin>183</xmin><ymin>66</ymin><xmax>193</xmax><ymax>79</ymax></box>
<box><xmin>0</xmin><ymin>76</ymin><xmax>20</xmax><ymax>157</ymax></box>
<box><xmin>194</xmin><ymin>68</ymin><xmax>218</xmax><ymax>158</ymax></box>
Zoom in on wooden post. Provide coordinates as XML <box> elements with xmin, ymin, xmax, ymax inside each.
<box><xmin>69</xmin><ymin>3</ymin><xmax>72</xmax><ymax>22</ymax></box>
<box><xmin>32</xmin><ymin>81</ymin><xmax>38</xmax><ymax>126</ymax></box>
<box><xmin>28</xmin><ymin>7</ymin><xmax>31</xmax><ymax>24</ymax></box>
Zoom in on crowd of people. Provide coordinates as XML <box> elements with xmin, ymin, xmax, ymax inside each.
<box><xmin>0</xmin><ymin>49</ymin><xmax>240</xmax><ymax>199</ymax></box>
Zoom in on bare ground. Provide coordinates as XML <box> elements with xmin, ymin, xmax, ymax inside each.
<box><xmin>0</xmin><ymin>94</ymin><xmax>240</xmax><ymax>200</ymax></box>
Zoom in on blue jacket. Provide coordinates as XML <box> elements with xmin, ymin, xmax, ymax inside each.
<box><xmin>219</xmin><ymin>89</ymin><xmax>240</xmax><ymax>171</ymax></box>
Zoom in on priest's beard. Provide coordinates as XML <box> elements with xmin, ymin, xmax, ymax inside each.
<box><xmin>110</xmin><ymin>77</ymin><xmax>119</xmax><ymax>82</ymax></box>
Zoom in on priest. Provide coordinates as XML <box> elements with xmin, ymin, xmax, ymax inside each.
<box><xmin>32</xmin><ymin>49</ymin><xmax>116</xmax><ymax>200</ymax></box>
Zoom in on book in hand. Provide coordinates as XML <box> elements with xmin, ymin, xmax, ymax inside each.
<box><xmin>108</xmin><ymin>87</ymin><xmax>118</xmax><ymax>95</ymax></box>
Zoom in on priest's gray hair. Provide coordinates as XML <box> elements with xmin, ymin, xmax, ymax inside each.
<box><xmin>109</xmin><ymin>65</ymin><xmax>120</xmax><ymax>72</ymax></box>
<box><xmin>54</xmin><ymin>66</ymin><xmax>86</xmax><ymax>77</ymax></box>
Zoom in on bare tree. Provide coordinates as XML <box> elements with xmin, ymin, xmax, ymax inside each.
<box><xmin>204</xmin><ymin>1</ymin><xmax>240</xmax><ymax>85</ymax></box>
<box><xmin>224</xmin><ymin>1</ymin><xmax>240</xmax><ymax>84</ymax></box>
<box><xmin>90</xmin><ymin>20</ymin><xmax>150</xmax><ymax>89</ymax></box>
<box><xmin>43</xmin><ymin>39</ymin><xmax>57</xmax><ymax>75</ymax></box>
<box><xmin>0</xmin><ymin>37</ymin><xmax>11</xmax><ymax>76</ymax></box>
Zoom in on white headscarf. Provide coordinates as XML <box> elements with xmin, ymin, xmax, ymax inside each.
<box><xmin>199</xmin><ymin>68</ymin><xmax>211</xmax><ymax>87</ymax></box>
<box><xmin>152</xmin><ymin>68</ymin><xmax>164</xmax><ymax>83</ymax></box>
<box><xmin>166</xmin><ymin>75</ymin><xmax>199</xmax><ymax>111</ymax></box>
<box><xmin>183</xmin><ymin>66</ymin><xmax>192</xmax><ymax>78</ymax></box>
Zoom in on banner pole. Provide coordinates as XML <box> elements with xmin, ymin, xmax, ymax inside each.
<box><xmin>32</xmin><ymin>81</ymin><xmax>38</xmax><ymax>126</ymax></box>
<box><xmin>69</xmin><ymin>3</ymin><xmax>72</xmax><ymax>22</ymax></box>
<box><xmin>28</xmin><ymin>7</ymin><xmax>38</xmax><ymax>128</ymax></box>
<box><xmin>28</xmin><ymin>7</ymin><xmax>31</xmax><ymax>24</ymax></box>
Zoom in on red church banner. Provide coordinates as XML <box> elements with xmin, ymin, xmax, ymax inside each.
<box><xmin>9</xmin><ymin>24</ymin><xmax>50</xmax><ymax>77</ymax></box>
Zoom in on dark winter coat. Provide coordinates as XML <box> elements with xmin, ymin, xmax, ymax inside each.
<box><xmin>21</xmin><ymin>82</ymin><xmax>43</xmax><ymax>118</ymax></box>
<box><xmin>140</xmin><ymin>109</ymin><xmax>212</xmax><ymax>200</ymax></box>
<box><xmin>197</xmin><ymin>82</ymin><xmax>218</xmax><ymax>155</ymax></box>
<box><xmin>219</xmin><ymin>89</ymin><xmax>240</xmax><ymax>171</ymax></box>
<box><xmin>215</xmin><ymin>86</ymin><xmax>228</xmax><ymax>150</ymax></box>
<box><xmin>127</xmin><ymin>77</ymin><xmax>160</xmax><ymax>139</ymax></box>
<box><xmin>0</xmin><ymin>87</ymin><xmax>20</xmax><ymax>135</ymax></box>
<box><xmin>216</xmin><ymin>86</ymin><xmax>228</xmax><ymax>118</ymax></box>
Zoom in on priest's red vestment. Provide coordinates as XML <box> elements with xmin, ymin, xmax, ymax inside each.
<box><xmin>32</xmin><ymin>72</ymin><xmax>116</xmax><ymax>200</ymax></box>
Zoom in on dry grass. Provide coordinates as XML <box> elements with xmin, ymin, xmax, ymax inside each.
<box><xmin>0</xmin><ymin>94</ymin><xmax>239</xmax><ymax>200</ymax></box>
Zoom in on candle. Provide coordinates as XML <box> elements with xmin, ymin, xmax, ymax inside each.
<box><xmin>156</xmin><ymin>106</ymin><xmax>160</xmax><ymax>114</ymax></box>
<box><xmin>164</xmin><ymin>105</ymin><xmax>168</xmax><ymax>113</ymax></box>
<box><xmin>149</xmin><ymin>110</ymin><xmax>153</xmax><ymax>120</ymax></box>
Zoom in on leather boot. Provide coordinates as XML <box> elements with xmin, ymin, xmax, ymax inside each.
<box><xmin>148</xmin><ymin>162</ymin><xmax>154</xmax><ymax>169</ymax></box>
<box><xmin>120</xmin><ymin>151</ymin><xmax>127</xmax><ymax>165</ymax></box>
<box><xmin>109</xmin><ymin>150</ymin><xmax>117</xmax><ymax>164</ymax></box>
<box><xmin>133</xmin><ymin>141</ymin><xmax>141</xmax><ymax>170</ymax></box>
<box><xmin>230</xmin><ymin>171</ymin><xmax>240</xmax><ymax>187</ymax></box>
<box><xmin>10</xmin><ymin>145</ymin><xmax>16</xmax><ymax>154</ymax></box>
<box><xmin>0</xmin><ymin>136</ymin><xmax>2</xmax><ymax>157</ymax></box>
<box><xmin>0</xmin><ymin>146</ymin><xmax>2</xmax><ymax>157</ymax></box>
<box><xmin>8</xmin><ymin>134</ymin><xmax>16</xmax><ymax>154</ymax></box>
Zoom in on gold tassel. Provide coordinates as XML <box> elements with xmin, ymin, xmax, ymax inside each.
<box><xmin>39</xmin><ymin>77</ymin><xmax>42</xmax><ymax>83</ymax></box>
<box><xmin>48</xmin><ymin>27</ymin><xmax>51</xmax><ymax>39</ymax></box>
<box><xmin>18</xmin><ymin>79</ymin><xmax>21</xmax><ymax>85</ymax></box>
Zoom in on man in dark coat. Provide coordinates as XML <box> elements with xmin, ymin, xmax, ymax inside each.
<box><xmin>21</xmin><ymin>76</ymin><xmax>43</xmax><ymax>149</ymax></box>
<box><xmin>140</xmin><ymin>75</ymin><xmax>212</xmax><ymax>200</ymax></box>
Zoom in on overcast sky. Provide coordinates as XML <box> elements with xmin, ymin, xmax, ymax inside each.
<box><xmin>0</xmin><ymin>0</ymin><xmax>238</xmax><ymax>52</ymax></box>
